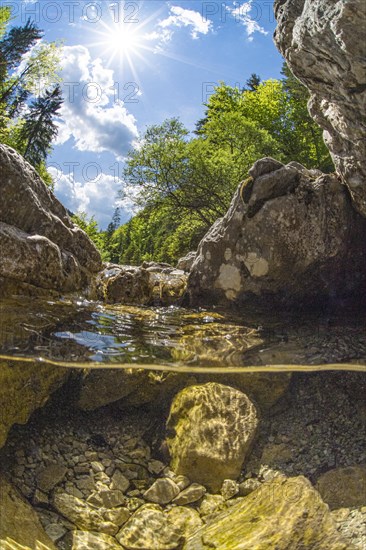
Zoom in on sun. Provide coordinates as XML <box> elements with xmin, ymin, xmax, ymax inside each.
<box><xmin>102</xmin><ymin>23</ymin><xmax>141</xmax><ymax>58</ymax></box>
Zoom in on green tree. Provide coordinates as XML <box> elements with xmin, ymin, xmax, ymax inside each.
<box><xmin>18</xmin><ymin>85</ymin><xmax>62</xmax><ymax>166</ymax></box>
<box><xmin>71</xmin><ymin>212</ymin><xmax>110</xmax><ymax>261</ymax></box>
<box><xmin>0</xmin><ymin>8</ymin><xmax>62</xmax><ymax>184</ymax></box>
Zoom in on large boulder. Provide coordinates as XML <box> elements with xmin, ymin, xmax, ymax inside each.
<box><xmin>0</xmin><ymin>360</ymin><xmax>68</xmax><ymax>449</ymax></box>
<box><xmin>316</xmin><ymin>465</ymin><xmax>366</xmax><ymax>510</ymax></box>
<box><xmin>166</xmin><ymin>383</ymin><xmax>259</xmax><ymax>492</ymax></box>
<box><xmin>0</xmin><ymin>145</ymin><xmax>102</xmax><ymax>296</ymax></box>
<box><xmin>184</xmin><ymin>475</ymin><xmax>354</xmax><ymax>549</ymax></box>
<box><xmin>187</xmin><ymin>159</ymin><xmax>366</xmax><ymax>307</ymax></box>
<box><xmin>274</xmin><ymin>0</ymin><xmax>366</xmax><ymax>217</ymax></box>
<box><xmin>0</xmin><ymin>474</ymin><xmax>56</xmax><ymax>549</ymax></box>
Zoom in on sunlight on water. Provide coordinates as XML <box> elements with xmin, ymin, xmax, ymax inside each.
<box><xmin>0</xmin><ymin>297</ymin><xmax>365</xmax><ymax>373</ymax></box>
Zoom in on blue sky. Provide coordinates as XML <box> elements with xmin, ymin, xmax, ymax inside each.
<box><xmin>10</xmin><ymin>0</ymin><xmax>284</xmax><ymax>228</ymax></box>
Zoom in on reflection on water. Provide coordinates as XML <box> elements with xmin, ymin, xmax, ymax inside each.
<box><xmin>0</xmin><ymin>297</ymin><xmax>365</xmax><ymax>372</ymax></box>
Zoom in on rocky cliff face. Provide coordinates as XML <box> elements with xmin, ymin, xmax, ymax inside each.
<box><xmin>0</xmin><ymin>145</ymin><xmax>102</xmax><ymax>296</ymax></box>
<box><xmin>274</xmin><ymin>0</ymin><xmax>366</xmax><ymax>217</ymax></box>
<box><xmin>187</xmin><ymin>158</ymin><xmax>366</xmax><ymax>307</ymax></box>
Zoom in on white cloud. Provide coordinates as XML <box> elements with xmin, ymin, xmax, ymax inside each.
<box><xmin>56</xmin><ymin>45</ymin><xmax>138</xmax><ymax>158</ymax></box>
<box><xmin>147</xmin><ymin>5</ymin><xmax>212</xmax><ymax>47</ymax></box>
<box><xmin>50</xmin><ymin>167</ymin><xmax>136</xmax><ymax>228</ymax></box>
<box><xmin>227</xmin><ymin>1</ymin><xmax>268</xmax><ymax>40</ymax></box>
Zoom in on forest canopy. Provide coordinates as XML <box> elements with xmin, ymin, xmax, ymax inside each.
<box><xmin>103</xmin><ymin>69</ymin><xmax>333</xmax><ymax>266</ymax></box>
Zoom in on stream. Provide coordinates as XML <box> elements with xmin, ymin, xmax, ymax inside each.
<box><xmin>1</xmin><ymin>295</ymin><xmax>366</xmax><ymax>372</ymax></box>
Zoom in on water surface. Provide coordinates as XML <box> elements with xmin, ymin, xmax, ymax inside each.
<box><xmin>0</xmin><ymin>296</ymin><xmax>365</xmax><ymax>373</ymax></box>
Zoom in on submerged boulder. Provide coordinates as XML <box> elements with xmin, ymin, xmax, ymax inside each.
<box><xmin>0</xmin><ymin>474</ymin><xmax>56</xmax><ymax>549</ymax></box>
<box><xmin>184</xmin><ymin>475</ymin><xmax>353</xmax><ymax>549</ymax></box>
<box><xmin>187</xmin><ymin>159</ymin><xmax>366</xmax><ymax>307</ymax></box>
<box><xmin>166</xmin><ymin>383</ymin><xmax>259</xmax><ymax>492</ymax></box>
<box><xmin>0</xmin><ymin>145</ymin><xmax>102</xmax><ymax>297</ymax></box>
<box><xmin>0</xmin><ymin>360</ymin><xmax>68</xmax><ymax>449</ymax></box>
<box><xmin>316</xmin><ymin>465</ymin><xmax>366</xmax><ymax>510</ymax></box>
<box><xmin>274</xmin><ymin>0</ymin><xmax>366</xmax><ymax>217</ymax></box>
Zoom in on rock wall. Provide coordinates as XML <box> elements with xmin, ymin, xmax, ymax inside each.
<box><xmin>187</xmin><ymin>158</ymin><xmax>366</xmax><ymax>307</ymax></box>
<box><xmin>0</xmin><ymin>145</ymin><xmax>102</xmax><ymax>296</ymax></box>
<box><xmin>274</xmin><ymin>0</ymin><xmax>366</xmax><ymax>217</ymax></box>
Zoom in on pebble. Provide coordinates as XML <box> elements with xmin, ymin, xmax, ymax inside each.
<box><xmin>173</xmin><ymin>483</ymin><xmax>206</xmax><ymax>505</ymax></box>
<box><xmin>143</xmin><ymin>478</ymin><xmax>180</xmax><ymax>505</ymax></box>
<box><xmin>220</xmin><ymin>479</ymin><xmax>239</xmax><ymax>500</ymax></box>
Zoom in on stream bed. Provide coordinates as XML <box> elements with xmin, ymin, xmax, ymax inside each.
<box><xmin>0</xmin><ymin>296</ymin><xmax>365</xmax><ymax>549</ymax></box>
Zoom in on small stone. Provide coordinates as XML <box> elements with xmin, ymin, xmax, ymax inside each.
<box><xmin>75</xmin><ymin>476</ymin><xmax>95</xmax><ymax>492</ymax></box>
<box><xmin>72</xmin><ymin>530</ymin><xmax>122</xmax><ymax>549</ymax></box>
<box><xmin>126</xmin><ymin>498</ymin><xmax>144</xmax><ymax>512</ymax></box>
<box><xmin>148</xmin><ymin>460</ymin><xmax>165</xmax><ymax>475</ymax></box>
<box><xmin>33</xmin><ymin>489</ymin><xmax>49</xmax><ymax>506</ymax></box>
<box><xmin>75</xmin><ymin>465</ymin><xmax>90</xmax><ymax>475</ymax></box>
<box><xmin>199</xmin><ymin>494</ymin><xmax>226</xmax><ymax>517</ymax></box>
<box><xmin>221</xmin><ymin>479</ymin><xmax>239</xmax><ymax>500</ymax></box>
<box><xmin>117</xmin><ymin>504</ymin><xmax>182</xmax><ymax>549</ymax></box>
<box><xmin>173</xmin><ymin>483</ymin><xmax>206</xmax><ymax>505</ymax></box>
<box><xmin>111</xmin><ymin>470</ymin><xmax>130</xmax><ymax>493</ymax></box>
<box><xmin>167</xmin><ymin>506</ymin><xmax>203</xmax><ymax>538</ymax></box>
<box><xmin>239</xmin><ymin>478</ymin><xmax>261</xmax><ymax>497</ymax></box>
<box><xmin>103</xmin><ymin>507</ymin><xmax>131</xmax><ymax>527</ymax></box>
<box><xmin>65</xmin><ymin>485</ymin><xmax>84</xmax><ymax>499</ymax></box>
<box><xmin>36</xmin><ymin>464</ymin><xmax>67</xmax><ymax>492</ymax></box>
<box><xmin>143</xmin><ymin>478</ymin><xmax>180</xmax><ymax>505</ymax></box>
<box><xmin>85</xmin><ymin>451</ymin><xmax>98</xmax><ymax>461</ymax></box>
<box><xmin>91</xmin><ymin>461</ymin><xmax>105</xmax><ymax>473</ymax></box>
<box><xmin>174</xmin><ymin>475</ymin><xmax>190</xmax><ymax>491</ymax></box>
<box><xmin>87</xmin><ymin>489</ymin><xmax>126</xmax><ymax>509</ymax></box>
<box><xmin>45</xmin><ymin>523</ymin><xmax>67</xmax><ymax>543</ymax></box>
<box><xmin>94</xmin><ymin>472</ymin><xmax>110</xmax><ymax>484</ymax></box>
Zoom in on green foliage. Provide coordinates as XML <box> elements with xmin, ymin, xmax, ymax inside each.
<box><xmin>113</xmin><ymin>66</ymin><xmax>333</xmax><ymax>266</ymax></box>
<box><xmin>18</xmin><ymin>85</ymin><xmax>62</xmax><ymax>166</ymax></box>
<box><xmin>108</xmin><ymin>203</ymin><xmax>207</xmax><ymax>265</ymax></box>
<box><xmin>0</xmin><ymin>7</ymin><xmax>62</xmax><ymax>187</ymax></box>
<box><xmin>71</xmin><ymin>212</ymin><xmax>110</xmax><ymax>262</ymax></box>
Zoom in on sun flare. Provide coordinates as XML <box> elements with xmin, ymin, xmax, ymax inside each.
<box><xmin>104</xmin><ymin>24</ymin><xmax>141</xmax><ymax>57</ymax></box>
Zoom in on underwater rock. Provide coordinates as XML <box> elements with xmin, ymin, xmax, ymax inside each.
<box><xmin>0</xmin><ymin>360</ymin><xmax>68</xmax><ymax>449</ymax></box>
<box><xmin>77</xmin><ymin>369</ymin><xmax>195</xmax><ymax>411</ymax></box>
<box><xmin>166</xmin><ymin>507</ymin><xmax>203</xmax><ymax>539</ymax></box>
<box><xmin>183</xmin><ymin>475</ymin><xmax>354</xmax><ymax>549</ymax></box>
<box><xmin>274</xmin><ymin>0</ymin><xmax>366</xmax><ymax>217</ymax></box>
<box><xmin>172</xmin><ymin>483</ymin><xmax>206</xmax><ymax>505</ymax></box>
<box><xmin>166</xmin><ymin>383</ymin><xmax>259</xmax><ymax>492</ymax></box>
<box><xmin>316</xmin><ymin>465</ymin><xmax>366</xmax><ymax>510</ymax></box>
<box><xmin>116</xmin><ymin>504</ymin><xmax>183</xmax><ymax>550</ymax></box>
<box><xmin>71</xmin><ymin>530</ymin><xmax>124</xmax><ymax>550</ymax></box>
<box><xmin>143</xmin><ymin>478</ymin><xmax>180</xmax><ymax>505</ymax></box>
<box><xmin>52</xmin><ymin>491</ymin><xmax>118</xmax><ymax>535</ymax></box>
<box><xmin>0</xmin><ymin>145</ymin><xmax>102</xmax><ymax>297</ymax></box>
<box><xmin>0</xmin><ymin>474</ymin><xmax>56</xmax><ymax>549</ymax></box>
<box><xmin>188</xmin><ymin>159</ymin><xmax>366</xmax><ymax>307</ymax></box>
<box><xmin>36</xmin><ymin>464</ymin><xmax>67</xmax><ymax>493</ymax></box>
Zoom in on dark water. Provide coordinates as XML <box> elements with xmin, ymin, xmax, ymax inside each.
<box><xmin>0</xmin><ymin>296</ymin><xmax>366</xmax><ymax>372</ymax></box>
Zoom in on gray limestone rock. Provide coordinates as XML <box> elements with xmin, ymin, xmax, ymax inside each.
<box><xmin>274</xmin><ymin>0</ymin><xmax>366</xmax><ymax>217</ymax></box>
<box><xmin>188</xmin><ymin>159</ymin><xmax>366</xmax><ymax>307</ymax></box>
<box><xmin>0</xmin><ymin>144</ymin><xmax>102</xmax><ymax>296</ymax></box>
